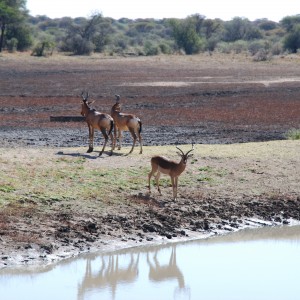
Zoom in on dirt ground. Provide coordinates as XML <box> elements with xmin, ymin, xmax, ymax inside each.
<box><xmin>0</xmin><ymin>52</ymin><xmax>300</xmax><ymax>268</ymax></box>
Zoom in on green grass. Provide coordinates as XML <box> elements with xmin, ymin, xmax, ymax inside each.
<box><xmin>0</xmin><ymin>155</ymin><xmax>149</xmax><ymax>206</ymax></box>
<box><xmin>0</xmin><ymin>184</ymin><xmax>16</xmax><ymax>193</ymax></box>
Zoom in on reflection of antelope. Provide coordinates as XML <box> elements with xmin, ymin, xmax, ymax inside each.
<box><xmin>111</xmin><ymin>95</ymin><xmax>142</xmax><ymax>154</ymax></box>
<box><xmin>148</xmin><ymin>145</ymin><xmax>194</xmax><ymax>200</ymax></box>
<box><xmin>80</xmin><ymin>91</ymin><xmax>114</xmax><ymax>156</ymax></box>
<box><xmin>147</xmin><ymin>246</ymin><xmax>185</xmax><ymax>290</ymax></box>
<box><xmin>77</xmin><ymin>253</ymin><xmax>139</xmax><ymax>300</ymax></box>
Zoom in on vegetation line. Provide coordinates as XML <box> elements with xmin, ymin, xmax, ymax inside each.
<box><xmin>1</xmin><ymin>2</ymin><xmax>300</xmax><ymax>59</ymax></box>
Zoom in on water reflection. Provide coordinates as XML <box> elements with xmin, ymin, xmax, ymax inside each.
<box><xmin>147</xmin><ymin>246</ymin><xmax>190</xmax><ymax>299</ymax></box>
<box><xmin>76</xmin><ymin>245</ymin><xmax>188</xmax><ymax>300</ymax></box>
<box><xmin>78</xmin><ymin>254</ymin><xmax>140</xmax><ymax>300</ymax></box>
<box><xmin>1</xmin><ymin>225</ymin><xmax>300</xmax><ymax>300</ymax></box>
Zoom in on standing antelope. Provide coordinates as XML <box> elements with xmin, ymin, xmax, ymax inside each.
<box><xmin>81</xmin><ymin>91</ymin><xmax>114</xmax><ymax>156</ymax></box>
<box><xmin>111</xmin><ymin>95</ymin><xmax>143</xmax><ymax>154</ymax></box>
<box><xmin>148</xmin><ymin>145</ymin><xmax>194</xmax><ymax>200</ymax></box>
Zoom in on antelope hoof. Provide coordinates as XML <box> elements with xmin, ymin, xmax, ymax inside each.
<box><xmin>87</xmin><ymin>147</ymin><xmax>93</xmax><ymax>153</ymax></box>
<box><xmin>109</xmin><ymin>151</ymin><xmax>113</xmax><ymax>156</ymax></box>
<box><xmin>99</xmin><ymin>152</ymin><xmax>103</xmax><ymax>156</ymax></box>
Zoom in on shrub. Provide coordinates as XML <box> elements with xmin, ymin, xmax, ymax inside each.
<box><xmin>232</xmin><ymin>40</ymin><xmax>248</xmax><ymax>54</ymax></box>
<box><xmin>216</xmin><ymin>42</ymin><xmax>232</xmax><ymax>53</ymax></box>
<box><xmin>31</xmin><ymin>40</ymin><xmax>56</xmax><ymax>56</ymax></box>
<box><xmin>253</xmin><ymin>49</ymin><xmax>270</xmax><ymax>61</ymax></box>
<box><xmin>169</xmin><ymin>18</ymin><xmax>204</xmax><ymax>54</ymax></box>
<box><xmin>248</xmin><ymin>40</ymin><xmax>267</xmax><ymax>55</ymax></box>
<box><xmin>159</xmin><ymin>42</ymin><xmax>172</xmax><ymax>54</ymax></box>
<box><xmin>6</xmin><ymin>38</ymin><xmax>18</xmax><ymax>52</ymax></box>
<box><xmin>206</xmin><ymin>37</ymin><xmax>218</xmax><ymax>52</ymax></box>
<box><xmin>270</xmin><ymin>42</ymin><xmax>283</xmax><ymax>55</ymax></box>
<box><xmin>144</xmin><ymin>41</ymin><xmax>159</xmax><ymax>55</ymax></box>
<box><xmin>285</xmin><ymin>129</ymin><xmax>300</xmax><ymax>140</ymax></box>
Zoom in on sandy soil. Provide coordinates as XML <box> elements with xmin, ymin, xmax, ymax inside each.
<box><xmin>0</xmin><ymin>52</ymin><xmax>300</xmax><ymax>268</ymax></box>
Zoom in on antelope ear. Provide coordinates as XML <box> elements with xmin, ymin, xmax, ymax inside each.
<box><xmin>88</xmin><ymin>100</ymin><xmax>95</xmax><ymax>105</ymax></box>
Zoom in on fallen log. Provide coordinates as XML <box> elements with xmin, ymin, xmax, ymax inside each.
<box><xmin>50</xmin><ymin>116</ymin><xmax>85</xmax><ymax>122</ymax></box>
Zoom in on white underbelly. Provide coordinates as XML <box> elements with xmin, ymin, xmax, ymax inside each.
<box><xmin>157</xmin><ymin>166</ymin><xmax>171</xmax><ymax>175</ymax></box>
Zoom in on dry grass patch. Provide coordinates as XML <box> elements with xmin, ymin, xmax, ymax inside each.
<box><xmin>0</xmin><ymin>141</ymin><xmax>299</xmax><ymax>209</ymax></box>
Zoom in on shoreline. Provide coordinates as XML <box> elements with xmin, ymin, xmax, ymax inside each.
<box><xmin>2</xmin><ymin>217</ymin><xmax>299</xmax><ymax>270</ymax></box>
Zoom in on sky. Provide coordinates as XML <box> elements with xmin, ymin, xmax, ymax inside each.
<box><xmin>26</xmin><ymin>0</ymin><xmax>299</xmax><ymax>22</ymax></box>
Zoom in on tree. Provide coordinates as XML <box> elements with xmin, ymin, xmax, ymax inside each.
<box><xmin>223</xmin><ymin>17</ymin><xmax>262</xmax><ymax>42</ymax></box>
<box><xmin>283</xmin><ymin>24</ymin><xmax>300</xmax><ymax>53</ymax></box>
<box><xmin>280</xmin><ymin>15</ymin><xmax>300</xmax><ymax>32</ymax></box>
<box><xmin>202</xmin><ymin>19</ymin><xmax>221</xmax><ymax>39</ymax></box>
<box><xmin>0</xmin><ymin>0</ymin><xmax>28</xmax><ymax>52</ymax></box>
<box><xmin>5</xmin><ymin>23</ymin><xmax>32</xmax><ymax>50</ymax></box>
<box><xmin>281</xmin><ymin>15</ymin><xmax>300</xmax><ymax>53</ymax></box>
<box><xmin>169</xmin><ymin>17</ymin><xmax>204</xmax><ymax>54</ymax></box>
<box><xmin>223</xmin><ymin>17</ymin><xmax>249</xmax><ymax>42</ymax></box>
<box><xmin>61</xmin><ymin>13</ymin><xmax>112</xmax><ymax>55</ymax></box>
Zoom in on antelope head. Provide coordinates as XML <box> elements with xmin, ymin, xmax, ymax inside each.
<box><xmin>176</xmin><ymin>144</ymin><xmax>194</xmax><ymax>164</ymax></box>
<box><xmin>115</xmin><ymin>94</ymin><xmax>121</xmax><ymax>103</ymax></box>
<box><xmin>112</xmin><ymin>94</ymin><xmax>121</xmax><ymax>112</ymax></box>
<box><xmin>81</xmin><ymin>91</ymin><xmax>94</xmax><ymax>116</ymax></box>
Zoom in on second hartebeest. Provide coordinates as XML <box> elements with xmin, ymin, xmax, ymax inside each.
<box><xmin>80</xmin><ymin>92</ymin><xmax>114</xmax><ymax>156</ymax></box>
<box><xmin>111</xmin><ymin>95</ymin><xmax>143</xmax><ymax>154</ymax></box>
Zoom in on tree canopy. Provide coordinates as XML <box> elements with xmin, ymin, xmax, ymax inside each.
<box><xmin>0</xmin><ymin>0</ymin><xmax>30</xmax><ymax>51</ymax></box>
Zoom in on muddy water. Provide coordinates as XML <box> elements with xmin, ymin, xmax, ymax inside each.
<box><xmin>1</xmin><ymin>225</ymin><xmax>300</xmax><ymax>300</ymax></box>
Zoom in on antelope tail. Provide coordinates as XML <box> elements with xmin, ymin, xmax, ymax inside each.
<box><xmin>109</xmin><ymin>120</ymin><xmax>114</xmax><ymax>135</ymax></box>
<box><xmin>138</xmin><ymin>120</ymin><xmax>142</xmax><ymax>133</ymax></box>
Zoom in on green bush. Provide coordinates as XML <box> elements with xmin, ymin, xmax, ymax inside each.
<box><xmin>159</xmin><ymin>42</ymin><xmax>172</xmax><ymax>54</ymax></box>
<box><xmin>271</xmin><ymin>42</ymin><xmax>283</xmax><ymax>55</ymax></box>
<box><xmin>285</xmin><ymin>129</ymin><xmax>300</xmax><ymax>140</ymax></box>
<box><xmin>248</xmin><ymin>40</ymin><xmax>268</xmax><ymax>55</ymax></box>
<box><xmin>31</xmin><ymin>40</ymin><xmax>55</xmax><ymax>56</ymax></box>
<box><xmin>283</xmin><ymin>25</ymin><xmax>300</xmax><ymax>53</ymax></box>
<box><xmin>144</xmin><ymin>41</ymin><xmax>159</xmax><ymax>55</ymax></box>
<box><xmin>6</xmin><ymin>38</ymin><xmax>18</xmax><ymax>52</ymax></box>
<box><xmin>231</xmin><ymin>40</ymin><xmax>248</xmax><ymax>54</ymax></box>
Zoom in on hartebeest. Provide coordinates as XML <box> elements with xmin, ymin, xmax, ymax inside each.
<box><xmin>111</xmin><ymin>95</ymin><xmax>142</xmax><ymax>154</ymax></box>
<box><xmin>80</xmin><ymin>92</ymin><xmax>114</xmax><ymax>156</ymax></box>
<box><xmin>148</xmin><ymin>145</ymin><xmax>194</xmax><ymax>200</ymax></box>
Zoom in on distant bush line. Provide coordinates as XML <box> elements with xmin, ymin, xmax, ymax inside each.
<box><xmin>1</xmin><ymin>2</ymin><xmax>300</xmax><ymax>59</ymax></box>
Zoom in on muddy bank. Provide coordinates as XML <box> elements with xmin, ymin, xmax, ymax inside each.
<box><xmin>1</xmin><ymin>190</ymin><xmax>300</xmax><ymax>268</ymax></box>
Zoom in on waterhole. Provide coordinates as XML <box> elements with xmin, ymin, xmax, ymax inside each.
<box><xmin>1</xmin><ymin>225</ymin><xmax>300</xmax><ymax>300</ymax></box>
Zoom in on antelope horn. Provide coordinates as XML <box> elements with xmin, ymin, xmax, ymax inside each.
<box><xmin>176</xmin><ymin>146</ymin><xmax>184</xmax><ymax>155</ymax></box>
<box><xmin>186</xmin><ymin>143</ymin><xmax>195</xmax><ymax>155</ymax></box>
<box><xmin>115</xmin><ymin>94</ymin><xmax>120</xmax><ymax>102</ymax></box>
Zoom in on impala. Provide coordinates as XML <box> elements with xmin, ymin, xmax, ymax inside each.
<box><xmin>148</xmin><ymin>145</ymin><xmax>194</xmax><ymax>200</ymax></box>
<box><xmin>81</xmin><ymin>91</ymin><xmax>114</xmax><ymax>156</ymax></box>
<box><xmin>111</xmin><ymin>94</ymin><xmax>142</xmax><ymax>154</ymax></box>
